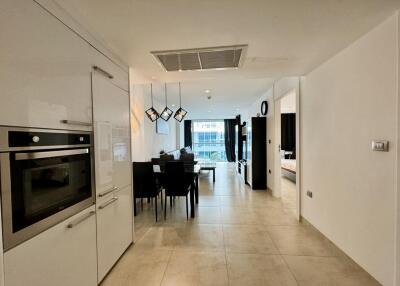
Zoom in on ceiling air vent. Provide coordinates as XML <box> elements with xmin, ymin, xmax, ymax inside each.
<box><xmin>151</xmin><ymin>45</ymin><xmax>247</xmax><ymax>72</ymax></box>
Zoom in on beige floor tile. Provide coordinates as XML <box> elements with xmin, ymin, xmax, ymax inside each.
<box><xmin>101</xmin><ymin>248</ymin><xmax>171</xmax><ymax>286</ymax></box>
<box><xmin>123</xmin><ymin>163</ymin><xmax>379</xmax><ymax>285</ymax></box>
<box><xmin>198</xmin><ymin>196</ymin><xmax>221</xmax><ymax>207</ymax></box>
<box><xmin>194</xmin><ymin>207</ymin><xmax>221</xmax><ymax>224</ymax></box>
<box><xmin>175</xmin><ymin>224</ymin><xmax>225</xmax><ymax>251</ymax></box>
<box><xmin>220</xmin><ymin>207</ymin><xmax>262</xmax><ymax>225</ymax></box>
<box><xmin>227</xmin><ymin>253</ymin><xmax>298</xmax><ymax>286</ymax></box>
<box><xmin>161</xmin><ymin>250</ymin><xmax>228</xmax><ymax>286</ymax></box>
<box><xmin>134</xmin><ymin>226</ymin><xmax>183</xmax><ymax>250</ymax></box>
<box><xmin>223</xmin><ymin>225</ymin><xmax>279</xmax><ymax>254</ymax></box>
<box><xmin>283</xmin><ymin>255</ymin><xmax>380</xmax><ymax>286</ymax></box>
<box><xmin>267</xmin><ymin>225</ymin><xmax>339</xmax><ymax>256</ymax></box>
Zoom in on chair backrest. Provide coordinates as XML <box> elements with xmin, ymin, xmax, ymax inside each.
<box><xmin>179</xmin><ymin>152</ymin><xmax>194</xmax><ymax>162</ymax></box>
<box><xmin>132</xmin><ymin>162</ymin><xmax>158</xmax><ymax>198</ymax></box>
<box><xmin>165</xmin><ymin>161</ymin><xmax>189</xmax><ymax>196</ymax></box>
<box><xmin>159</xmin><ymin>154</ymin><xmax>175</xmax><ymax>171</ymax></box>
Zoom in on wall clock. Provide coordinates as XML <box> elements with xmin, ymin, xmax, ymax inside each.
<box><xmin>261</xmin><ymin>100</ymin><xmax>268</xmax><ymax>116</ymax></box>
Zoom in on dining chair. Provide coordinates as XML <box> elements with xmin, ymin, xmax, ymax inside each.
<box><xmin>164</xmin><ymin>161</ymin><xmax>192</xmax><ymax>220</ymax></box>
<box><xmin>132</xmin><ymin>162</ymin><xmax>163</xmax><ymax>221</ymax></box>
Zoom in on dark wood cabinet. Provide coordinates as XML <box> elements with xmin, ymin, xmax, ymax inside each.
<box><xmin>247</xmin><ymin>117</ymin><xmax>267</xmax><ymax>189</ymax></box>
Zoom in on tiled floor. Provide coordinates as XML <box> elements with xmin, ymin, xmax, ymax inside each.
<box><xmin>101</xmin><ymin>163</ymin><xmax>380</xmax><ymax>286</ymax></box>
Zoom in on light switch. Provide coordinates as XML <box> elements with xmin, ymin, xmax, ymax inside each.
<box><xmin>371</xmin><ymin>140</ymin><xmax>389</xmax><ymax>152</ymax></box>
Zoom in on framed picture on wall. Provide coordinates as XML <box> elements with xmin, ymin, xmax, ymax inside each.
<box><xmin>156</xmin><ymin>118</ymin><xmax>169</xmax><ymax>134</ymax></box>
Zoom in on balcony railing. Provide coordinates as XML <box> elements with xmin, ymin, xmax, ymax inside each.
<box><xmin>192</xmin><ymin>142</ymin><xmax>226</xmax><ymax>162</ymax></box>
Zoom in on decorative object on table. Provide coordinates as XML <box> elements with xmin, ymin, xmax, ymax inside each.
<box><xmin>174</xmin><ymin>82</ymin><xmax>188</xmax><ymax>122</ymax></box>
<box><xmin>156</xmin><ymin>118</ymin><xmax>169</xmax><ymax>134</ymax></box>
<box><xmin>261</xmin><ymin>100</ymin><xmax>268</xmax><ymax>116</ymax></box>
<box><xmin>160</xmin><ymin>83</ymin><xmax>173</xmax><ymax>121</ymax></box>
<box><xmin>145</xmin><ymin>83</ymin><xmax>160</xmax><ymax>122</ymax></box>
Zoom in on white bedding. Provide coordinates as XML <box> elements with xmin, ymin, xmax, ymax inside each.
<box><xmin>281</xmin><ymin>159</ymin><xmax>296</xmax><ymax>173</ymax></box>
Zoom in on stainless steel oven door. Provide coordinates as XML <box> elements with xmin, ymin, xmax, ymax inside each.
<box><xmin>0</xmin><ymin>148</ymin><xmax>95</xmax><ymax>251</ymax></box>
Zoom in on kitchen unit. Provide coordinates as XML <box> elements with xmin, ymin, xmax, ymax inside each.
<box><xmin>92</xmin><ymin>71</ymin><xmax>133</xmax><ymax>282</ymax></box>
<box><xmin>0</xmin><ymin>0</ymin><xmax>93</xmax><ymax>131</ymax></box>
<box><xmin>0</xmin><ymin>0</ymin><xmax>132</xmax><ymax>285</ymax></box>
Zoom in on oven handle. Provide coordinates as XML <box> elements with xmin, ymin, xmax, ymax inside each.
<box><xmin>15</xmin><ymin>148</ymin><xmax>89</xmax><ymax>160</ymax></box>
<box><xmin>66</xmin><ymin>210</ymin><xmax>95</xmax><ymax>229</ymax></box>
<box><xmin>98</xmin><ymin>197</ymin><xmax>119</xmax><ymax>210</ymax></box>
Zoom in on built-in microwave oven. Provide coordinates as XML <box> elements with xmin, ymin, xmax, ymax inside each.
<box><xmin>0</xmin><ymin>127</ymin><xmax>95</xmax><ymax>250</ymax></box>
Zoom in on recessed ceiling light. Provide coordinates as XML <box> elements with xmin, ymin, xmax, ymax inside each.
<box><xmin>172</xmin><ymin>104</ymin><xmax>176</xmax><ymax>107</ymax></box>
<box><xmin>204</xmin><ymin>89</ymin><xmax>211</xmax><ymax>93</ymax></box>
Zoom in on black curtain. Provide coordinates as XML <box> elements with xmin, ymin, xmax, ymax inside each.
<box><xmin>281</xmin><ymin>113</ymin><xmax>296</xmax><ymax>157</ymax></box>
<box><xmin>184</xmin><ymin>120</ymin><xmax>192</xmax><ymax>148</ymax></box>
<box><xmin>224</xmin><ymin>119</ymin><xmax>236</xmax><ymax>162</ymax></box>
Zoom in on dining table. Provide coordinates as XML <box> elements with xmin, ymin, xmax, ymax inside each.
<box><xmin>153</xmin><ymin>163</ymin><xmax>200</xmax><ymax>218</ymax></box>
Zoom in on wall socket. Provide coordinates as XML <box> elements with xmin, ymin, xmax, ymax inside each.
<box><xmin>307</xmin><ymin>190</ymin><xmax>313</xmax><ymax>198</ymax></box>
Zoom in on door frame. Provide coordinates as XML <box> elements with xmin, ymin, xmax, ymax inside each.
<box><xmin>273</xmin><ymin>84</ymin><xmax>301</xmax><ymax>221</ymax></box>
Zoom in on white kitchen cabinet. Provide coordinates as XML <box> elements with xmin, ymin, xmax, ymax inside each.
<box><xmin>90</xmin><ymin>48</ymin><xmax>129</xmax><ymax>92</ymax></box>
<box><xmin>92</xmin><ymin>72</ymin><xmax>132</xmax><ymax>196</ymax></box>
<box><xmin>0</xmin><ymin>0</ymin><xmax>92</xmax><ymax>131</ymax></box>
<box><xmin>4</xmin><ymin>206</ymin><xmax>97</xmax><ymax>286</ymax></box>
<box><xmin>96</xmin><ymin>185</ymin><xmax>133</xmax><ymax>282</ymax></box>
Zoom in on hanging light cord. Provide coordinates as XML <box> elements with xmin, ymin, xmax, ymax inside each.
<box><xmin>164</xmin><ymin>83</ymin><xmax>168</xmax><ymax>106</ymax></box>
<box><xmin>179</xmin><ymin>82</ymin><xmax>182</xmax><ymax>107</ymax></box>
<box><xmin>150</xmin><ymin>83</ymin><xmax>154</xmax><ymax>107</ymax></box>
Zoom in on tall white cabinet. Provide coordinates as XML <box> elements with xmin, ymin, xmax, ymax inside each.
<box><xmin>92</xmin><ymin>72</ymin><xmax>133</xmax><ymax>282</ymax></box>
<box><xmin>0</xmin><ymin>0</ymin><xmax>93</xmax><ymax>131</ymax></box>
<box><xmin>1</xmin><ymin>0</ymin><xmax>133</xmax><ymax>285</ymax></box>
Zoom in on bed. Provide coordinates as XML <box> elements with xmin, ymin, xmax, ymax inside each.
<box><xmin>281</xmin><ymin>158</ymin><xmax>296</xmax><ymax>182</ymax></box>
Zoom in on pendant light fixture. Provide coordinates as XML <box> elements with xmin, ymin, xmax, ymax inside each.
<box><xmin>160</xmin><ymin>83</ymin><xmax>173</xmax><ymax>121</ymax></box>
<box><xmin>145</xmin><ymin>83</ymin><xmax>160</xmax><ymax>122</ymax></box>
<box><xmin>174</xmin><ymin>82</ymin><xmax>188</xmax><ymax>122</ymax></box>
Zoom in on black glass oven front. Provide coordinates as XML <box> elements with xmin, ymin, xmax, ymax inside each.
<box><xmin>9</xmin><ymin>150</ymin><xmax>92</xmax><ymax>232</ymax></box>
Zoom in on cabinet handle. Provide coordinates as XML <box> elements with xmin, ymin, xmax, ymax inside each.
<box><xmin>66</xmin><ymin>211</ymin><xmax>95</xmax><ymax>229</ymax></box>
<box><xmin>98</xmin><ymin>186</ymin><xmax>119</xmax><ymax>197</ymax></box>
<box><xmin>93</xmin><ymin>66</ymin><xmax>114</xmax><ymax>79</ymax></box>
<box><xmin>60</xmin><ymin>120</ymin><xmax>92</xmax><ymax>127</ymax></box>
<box><xmin>98</xmin><ymin>197</ymin><xmax>119</xmax><ymax>210</ymax></box>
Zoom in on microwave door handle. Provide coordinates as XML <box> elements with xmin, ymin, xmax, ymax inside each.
<box><xmin>15</xmin><ymin>149</ymin><xmax>89</xmax><ymax>160</ymax></box>
<box><xmin>66</xmin><ymin>211</ymin><xmax>95</xmax><ymax>229</ymax></box>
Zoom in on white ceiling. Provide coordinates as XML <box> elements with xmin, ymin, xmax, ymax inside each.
<box><xmin>55</xmin><ymin>0</ymin><xmax>400</xmax><ymax>118</ymax></box>
<box><xmin>139</xmin><ymin>78</ymin><xmax>274</xmax><ymax>119</ymax></box>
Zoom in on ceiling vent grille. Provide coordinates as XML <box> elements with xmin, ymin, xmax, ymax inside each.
<box><xmin>151</xmin><ymin>45</ymin><xmax>247</xmax><ymax>72</ymax></box>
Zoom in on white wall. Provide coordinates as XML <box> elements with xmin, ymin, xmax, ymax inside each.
<box><xmin>130</xmin><ymin>80</ymin><xmax>178</xmax><ymax>161</ymax></box>
<box><xmin>300</xmin><ymin>14</ymin><xmax>398</xmax><ymax>286</ymax></box>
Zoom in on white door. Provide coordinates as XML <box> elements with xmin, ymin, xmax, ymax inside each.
<box><xmin>0</xmin><ymin>0</ymin><xmax>92</xmax><ymax>131</ymax></box>
<box><xmin>92</xmin><ymin>72</ymin><xmax>132</xmax><ymax>196</ymax></box>
<box><xmin>273</xmin><ymin>99</ymin><xmax>282</xmax><ymax>198</ymax></box>
<box><xmin>96</xmin><ymin>186</ymin><xmax>133</xmax><ymax>282</ymax></box>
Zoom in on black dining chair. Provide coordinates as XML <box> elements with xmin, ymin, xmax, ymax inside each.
<box><xmin>164</xmin><ymin>161</ymin><xmax>192</xmax><ymax>220</ymax></box>
<box><xmin>132</xmin><ymin>162</ymin><xmax>163</xmax><ymax>221</ymax></box>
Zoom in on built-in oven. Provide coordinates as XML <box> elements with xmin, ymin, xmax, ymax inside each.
<box><xmin>0</xmin><ymin>127</ymin><xmax>94</xmax><ymax>250</ymax></box>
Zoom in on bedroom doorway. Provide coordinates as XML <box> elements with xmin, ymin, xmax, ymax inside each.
<box><xmin>274</xmin><ymin>88</ymin><xmax>300</xmax><ymax>220</ymax></box>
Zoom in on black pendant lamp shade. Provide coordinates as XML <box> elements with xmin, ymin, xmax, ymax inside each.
<box><xmin>145</xmin><ymin>84</ymin><xmax>160</xmax><ymax>122</ymax></box>
<box><xmin>160</xmin><ymin>83</ymin><xmax>173</xmax><ymax>121</ymax></box>
<box><xmin>174</xmin><ymin>82</ymin><xmax>188</xmax><ymax>122</ymax></box>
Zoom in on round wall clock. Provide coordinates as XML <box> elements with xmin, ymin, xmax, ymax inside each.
<box><xmin>261</xmin><ymin>100</ymin><xmax>268</xmax><ymax>116</ymax></box>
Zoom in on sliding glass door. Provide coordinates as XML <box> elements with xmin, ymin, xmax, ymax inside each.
<box><xmin>192</xmin><ymin>120</ymin><xmax>226</xmax><ymax>162</ymax></box>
